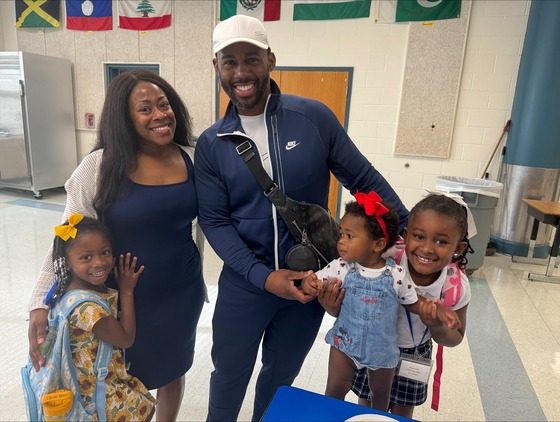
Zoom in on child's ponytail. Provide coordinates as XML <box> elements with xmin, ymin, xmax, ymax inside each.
<box><xmin>451</xmin><ymin>239</ymin><xmax>474</xmax><ymax>271</ymax></box>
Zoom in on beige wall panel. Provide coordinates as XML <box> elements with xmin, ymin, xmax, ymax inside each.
<box><xmin>15</xmin><ymin>29</ymin><xmax>46</xmax><ymax>55</ymax></box>
<box><xmin>394</xmin><ymin>0</ymin><xmax>472</xmax><ymax>158</ymax></box>
<box><xmin>173</xmin><ymin>1</ymin><xmax>214</xmax><ymax>137</ymax></box>
<box><xmin>106</xmin><ymin>29</ymin><xmax>139</xmax><ymax>63</ymax></box>
<box><xmin>76</xmin><ymin>130</ymin><xmax>98</xmax><ymax>158</ymax></box>
<box><xmin>139</xmin><ymin>26</ymin><xmax>174</xmax><ymax>81</ymax></box>
<box><xmin>73</xmin><ymin>31</ymin><xmax>106</xmax><ymax>133</ymax></box>
<box><xmin>0</xmin><ymin>1</ymin><xmax>18</xmax><ymax>50</ymax></box>
<box><xmin>43</xmin><ymin>1</ymin><xmax>73</xmax><ymax>61</ymax></box>
<box><xmin>106</xmin><ymin>1</ymin><xmax>138</xmax><ymax>62</ymax></box>
<box><xmin>45</xmin><ymin>28</ymin><xmax>74</xmax><ymax>61</ymax></box>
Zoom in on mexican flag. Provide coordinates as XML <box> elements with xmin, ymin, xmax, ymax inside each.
<box><xmin>118</xmin><ymin>0</ymin><xmax>171</xmax><ymax>30</ymax></box>
<box><xmin>220</xmin><ymin>0</ymin><xmax>281</xmax><ymax>21</ymax></box>
<box><xmin>376</xmin><ymin>0</ymin><xmax>461</xmax><ymax>23</ymax></box>
<box><xmin>293</xmin><ymin>0</ymin><xmax>372</xmax><ymax>21</ymax></box>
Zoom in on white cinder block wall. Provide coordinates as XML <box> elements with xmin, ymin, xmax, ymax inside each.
<box><xmin>265</xmin><ymin>1</ymin><xmax>529</xmax><ymax>211</ymax></box>
<box><xmin>0</xmin><ymin>0</ymin><xmax>530</xmax><ymax>211</ymax></box>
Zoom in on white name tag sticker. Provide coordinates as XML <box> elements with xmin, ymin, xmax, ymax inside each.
<box><xmin>397</xmin><ymin>353</ymin><xmax>433</xmax><ymax>384</ymax></box>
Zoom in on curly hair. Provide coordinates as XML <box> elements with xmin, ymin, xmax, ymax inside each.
<box><xmin>92</xmin><ymin>70</ymin><xmax>193</xmax><ymax>220</ymax></box>
<box><xmin>344</xmin><ymin>199</ymin><xmax>400</xmax><ymax>249</ymax></box>
<box><xmin>50</xmin><ymin>217</ymin><xmax>112</xmax><ymax>306</ymax></box>
<box><xmin>409</xmin><ymin>194</ymin><xmax>472</xmax><ymax>270</ymax></box>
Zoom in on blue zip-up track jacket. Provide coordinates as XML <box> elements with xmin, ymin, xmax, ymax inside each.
<box><xmin>195</xmin><ymin>80</ymin><xmax>408</xmax><ymax>290</ymax></box>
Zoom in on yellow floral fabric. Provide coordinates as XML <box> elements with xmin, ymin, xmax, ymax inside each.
<box><xmin>68</xmin><ymin>288</ymin><xmax>156</xmax><ymax>421</ymax></box>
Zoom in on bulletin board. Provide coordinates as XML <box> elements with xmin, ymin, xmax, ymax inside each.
<box><xmin>394</xmin><ymin>0</ymin><xmax>472</xmax><ymax>158</ymax></box>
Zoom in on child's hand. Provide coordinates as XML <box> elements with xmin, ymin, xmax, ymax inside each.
<box><xmin>301</xmin><ymin>273</ymin><xmax>321</xmax><ymax>296</ymax></box>
<box><xmin>437</xmin><ymin>305</ymin><xmax>461</xmax><ymax>329</ymax></box>
<box><xmin>114</xmin><ymin>253</ymin><xmax>144</xmax><ymax>294</ymax></box>
<box><xmin>420</xmin><ymin>300</ymin><xmax>461</xmax><ymax>330</ymax></box>
<box><xmin>417</xmin><ymin>299</ymin><xmax>438</xmax><ymax>327</ymax></box>
<box><xmin>317</xmin><ymin>277</ymin><xmax>344</xmax><ymax>317</ymax></box>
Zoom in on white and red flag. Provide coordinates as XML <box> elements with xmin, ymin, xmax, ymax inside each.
<box><xmin>118</xmin><ymin>0</ymin><xmax>171</xmax><ymax>30</ymax></box>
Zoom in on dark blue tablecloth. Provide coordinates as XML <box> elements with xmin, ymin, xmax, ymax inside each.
<box><xmin>262</xmin><ymin>386</ymin><xmax>416</xmax><ymax>422</ymax></box>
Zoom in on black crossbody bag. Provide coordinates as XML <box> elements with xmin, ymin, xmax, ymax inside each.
<box><xmin>235</xmin><ymin>139</ymin><xmax>339</xmax><ymax>271</ymax></box>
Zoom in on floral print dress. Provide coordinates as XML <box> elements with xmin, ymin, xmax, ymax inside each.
<box><xmin>67</xmin><ymin>288</ymin><xmax>156</xmax><ymax>421</ymax></box>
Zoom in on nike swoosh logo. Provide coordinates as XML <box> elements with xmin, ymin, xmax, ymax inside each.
<box><xmin>286</xmin><ymin>142</ymin><xmax>300</xmax><ymax>151</ymax></box>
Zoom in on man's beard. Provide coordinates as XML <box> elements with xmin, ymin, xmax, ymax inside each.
<box><xmin>222</xmin><ymin>74</ymin><xmax>270</xmax><ymax>111</ymax></box>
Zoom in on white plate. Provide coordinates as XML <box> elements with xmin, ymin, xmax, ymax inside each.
<box><xmin>345</xmin><ymin>414</ymin><xmax>397</xmax><ymax>422</ymax></box>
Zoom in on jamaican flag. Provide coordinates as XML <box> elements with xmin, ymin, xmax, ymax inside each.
<box><xmin>16</xmin><ymin>0</ymin><xmax>61</xmax><ymax>28</ymax></box>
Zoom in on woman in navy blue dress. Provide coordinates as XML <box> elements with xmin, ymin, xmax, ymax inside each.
<box><xmin>28</xmin><ymin>70</ymin><xmax>205</xmax><ymax>421</ymax></box>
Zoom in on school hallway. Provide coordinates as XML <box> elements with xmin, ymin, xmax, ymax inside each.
<box><xmin>2</xmin><ymin>186</ymin><xmax>559</xmax><ymax>422</ymax></box>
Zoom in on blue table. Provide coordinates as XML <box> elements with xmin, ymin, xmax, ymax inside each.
<box><xmin>262</xmin><ymin>386</ymin><xmax>415</xmax><ymax>422</ymax></box>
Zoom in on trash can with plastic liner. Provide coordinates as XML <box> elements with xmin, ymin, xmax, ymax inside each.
<box><xmin>436</xmin><ymin>176</ymin><xmax>503</xmax><ymax>273</ymax></box>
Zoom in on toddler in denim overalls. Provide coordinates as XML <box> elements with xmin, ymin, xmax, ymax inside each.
<box><xmin>302</xmin><ymin>192</ymin><xmax>460</xmax><ymax>411</ymax></box>
<box><xmin>324</xmin><ymin>257</ymin><xmax>414</xmax><ymax>371</ymax></box>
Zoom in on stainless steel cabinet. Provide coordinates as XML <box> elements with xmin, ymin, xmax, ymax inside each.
<box><xmin>0</xmin><ymin>52</ymin><xmax>77</xmax><ymax>198</ymax></box>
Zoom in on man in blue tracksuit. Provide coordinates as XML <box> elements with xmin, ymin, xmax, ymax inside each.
<box><xmin>195</xmin><ymin>15</ymin><xmax>409</xmax><ymax>422</ymax></box>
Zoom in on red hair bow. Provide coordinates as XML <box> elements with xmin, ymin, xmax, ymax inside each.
<box><xmin>354</xmin><ymin>191</ymin><xmax>390</xmax><ymax>242</ymax></box>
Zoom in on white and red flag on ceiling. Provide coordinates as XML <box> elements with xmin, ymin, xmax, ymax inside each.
<box><xmin>118</xmin><ymin>0</ymin><xmax>171</xmax><ymax>30</ymax></box>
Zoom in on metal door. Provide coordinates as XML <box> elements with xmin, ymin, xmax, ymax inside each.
<box><xmin>0</xmin><ymin>78</ymin><xmax>30</xmax><ymax>188</ymax></box>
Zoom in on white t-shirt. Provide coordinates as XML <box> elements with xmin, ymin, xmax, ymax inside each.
<box><xmin>239</xmin><ymin>113</ymin><xmax>271</xmax><ymax>177</ymax></box>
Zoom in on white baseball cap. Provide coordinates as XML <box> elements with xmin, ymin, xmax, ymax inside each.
<box><xmin>213</xmin><ymin>15</ymin><xmax>269</xmax><ymax>54</ymax></box>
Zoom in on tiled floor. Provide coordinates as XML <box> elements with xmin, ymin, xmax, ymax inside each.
<box><xmin>1</xmin><ymin>186</ymin><xmax>559</xmax><ymax>421</ymax></box>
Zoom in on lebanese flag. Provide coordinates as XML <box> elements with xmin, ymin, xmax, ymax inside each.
<box><xmin>66</xmin><ymin>0</ymin><xmax>112</xmax><ymax>31</ymax></box>
<box><xmin>220</xmin><ymin>0</ymin><xmax>280</xmax><ymax>22</ymax></box>
<box><xmin>118</xmin><ymin>0</ymin><xmax>171</xmax><ymax>30</ymax></box>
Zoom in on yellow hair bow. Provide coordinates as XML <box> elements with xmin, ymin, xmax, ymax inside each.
<box><xmin>54</xmin><ymin>213</ymin><xmax>84</xmax><ymax>241</ymax></box>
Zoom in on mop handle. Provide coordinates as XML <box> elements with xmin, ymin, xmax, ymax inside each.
<box><xmin>480</xmin><ymin>119</ymin><xmax>511</xmax><ymax>179</ymax></box>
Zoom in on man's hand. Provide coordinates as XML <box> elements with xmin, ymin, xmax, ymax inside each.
<box><xmin>28</xmin><ymin>308</ymin><xmax>48</xmax><ymax>371</ymax></box>
<box><xmin>264</xmin><ymin>269</ymin><xmax>316</xmax><ymax>303</ymax></box>
<box><xmin>317</xmin><ymin>278</ymin><xmax>344</xmax><ymax>317</ymax></box>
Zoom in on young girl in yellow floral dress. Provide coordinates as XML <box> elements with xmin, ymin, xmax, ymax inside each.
<box><xmin>48</xmin><ymin>213</ymin><xmax>156</xmax><ymax>421</ymax></box>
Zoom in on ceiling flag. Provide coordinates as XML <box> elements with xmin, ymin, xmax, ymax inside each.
<box><xmin>376</xmin><ymin>0</ymin><xmax>461</xmax><ymax>23</ymax></box>
<box><xmin>16</xmin><ymin>0</ymin><xmax>61</xmax><ymax>28</ymax></box>
<box><xmin>66</xmin><ymin>0</ymin><xmax>112</xmax><ymax>31</ymax></box>
<box><xmin>118</xmin><ymin>0</ymin><xmax>171</xmax><ymax>30</ymax></box>
<box><xmin>293</xmin><ymin>0</ymin><xmax>371</xmax><ymax>21</ymax></box>
<box><xmin>220</xmin><ymin>0</ymin><xmax>281</xmax><ymax>21</ymax></box>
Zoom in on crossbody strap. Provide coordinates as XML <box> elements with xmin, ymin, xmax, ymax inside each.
<box><xmin>235</xmin><ymin>139</ymin><xmax>285</xmax><ymax>202</ymax></box>
<box><xmin>234</xmin><ymin>137</ymin><xmax>335</xmax><ymax>266</ymax></box>
<box><xmin>234</xmin><ymin>138</ymin><xmax>309</xmax><ymax>240</ymax></box>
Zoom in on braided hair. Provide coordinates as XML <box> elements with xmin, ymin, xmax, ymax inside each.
<box><xmin>49</xmin><ymin>217</ymin><xmax>112</xmax><ymax>307</ymax></box>
<box><xmin>409</xmin><ymin>194</ymin><xmax>472</xmax><ymax>270</ymax></box>
<box><xmin>344</xmin><ymin>199</ymin><xmax>400</xmax><ymax>250</ymax></box>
